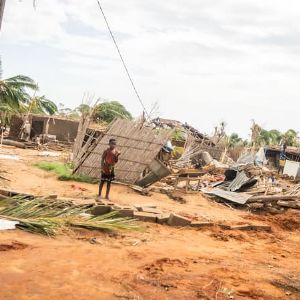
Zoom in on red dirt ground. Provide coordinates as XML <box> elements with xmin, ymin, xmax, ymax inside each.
<box><xmin>0</xmin><ymin>146</ymin><xmax>299</xmax><ymax>300</ymax></box>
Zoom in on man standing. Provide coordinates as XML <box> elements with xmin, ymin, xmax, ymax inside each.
<box><xmin>21</xmin><ymin>120</ymin><xmax>31</xmax><ymax>142</ymax></box>
<box><xmin>98</xmin><ymin>138</ymin><xmax>120</xmax><ymax>200</ymax></box>
<box><xmin>278</xmin><ymin>143</ymin><xmax>287</xmax><ymax>174</ymax></box>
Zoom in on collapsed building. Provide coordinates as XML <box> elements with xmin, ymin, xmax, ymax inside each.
<box><xmin>73</xmin><ymin>118</ymin><xmax>173</xmax><ymax>187</ymax></box>
<box><xmin>152</xmin><ymin>117</ymin><xmax>226</xmax><ymax>163</ymax></box>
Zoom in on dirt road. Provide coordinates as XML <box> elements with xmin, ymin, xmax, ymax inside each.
<box><xmin>0</xmin><ymin>147</ymin><xmax>299</xmax><ymax>299</ymax></box>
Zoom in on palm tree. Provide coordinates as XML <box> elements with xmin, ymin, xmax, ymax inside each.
<box><xmin>228</xmin><ymin>133</ymin><xmax>243</xmax><ymax>147</ymax></box>
<box><xmin>283</xmin><ymin>129</ymin><xmax>299</xmax><ymax>147</ymax></box>
<box><xmin>0</xmin><ymin>75</ymin><xmax>39</xmax><ymax>123</ymax></box>
<box><xmin>27</xmin><ymin>95</ymin><xmax>58</xmax><ymax>115</ymax></box>
<box><xmin>0</xmin><ymin>75</ymin><xmax>38</xmax><ymax>108</ymax></box>
<box><xmin>93</xmin><ymin>101</ymin><xmax>132</xmax><ymax>123</ymax></box>
<box><xmin>268</xmin><ymin>129</ymin><xmax>282</xmax><ymax>145</ymax></box>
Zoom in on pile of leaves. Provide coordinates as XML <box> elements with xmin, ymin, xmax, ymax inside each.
<box><xmin>0</xmin><ymin>196</ymin><xmax>141</xmax><ymax>236</ymax></box>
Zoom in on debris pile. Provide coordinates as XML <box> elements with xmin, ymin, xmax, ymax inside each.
<box><xmin>147</xmin><ymin>144</ymin><xmax>300</xmax><ymax>214</ymax></box>
<box><xmin>201</xmin><ymin>155</ymin><xmax>300</xmax><ymax>213</ymax></box>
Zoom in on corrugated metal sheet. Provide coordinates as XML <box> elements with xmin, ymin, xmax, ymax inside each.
<box><xmin>203</xmin><ymin>188</ymin><xmax>252</xmax><ymax>204</ymax></box>
<box><xmin>228</xmin><ymin>171</ymin><xmax>251</xmax><ymax>192</ymax></box>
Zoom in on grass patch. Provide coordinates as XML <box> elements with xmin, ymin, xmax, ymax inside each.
<box><xmin>34</xmin><ymin>162</ymin><xmax>71</xmax><ymax>176</ymax></box>
<box><xmin>58</xmin><ymin>174</ymin><xmax>98</xmax><ymax>184</ymax></box>
<box><xmin>34</xmin><ymin>162</ymin><xmax>97</xmax><ymax>184</ymax></box>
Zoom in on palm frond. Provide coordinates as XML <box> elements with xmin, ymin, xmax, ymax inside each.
<box><xmin>28</xmin><ymin>96</ymin><xmax>58</xmax><ymax>115</ymax></box>
<box><xmin>0</xmin><ymin>197</ymin><xmax>141</xmax><ymax>236</ymax></box>
<box><xmin>4</xmin><ymin>75</ymin><xmax>39</xmax><ymax>91</ymax></box>
<box><xmin>69</xmin><ymin>211</ymin><xmax>141</xmax><ymax>231</ymax></box>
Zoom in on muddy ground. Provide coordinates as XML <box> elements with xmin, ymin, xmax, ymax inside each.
<box><xmin>0</xmin><ymin>146</ymin><xmax>299</xmax><ymax>300</ymax></box>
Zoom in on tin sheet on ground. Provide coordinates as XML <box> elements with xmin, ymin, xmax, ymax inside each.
<box><xmin>202</xmin><ymin>187</ymin><xmax>252</xmax><ymax>204</ymax></box>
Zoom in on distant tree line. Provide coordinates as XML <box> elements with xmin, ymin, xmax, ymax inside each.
<box><xmin>228</xmin><ymin>124</ymin><xmax>299</xmax><ymax>147</ymax></box>
<box><xmin>0</xmin><ymin>60</ymin><xmax>132</xmax><ymax>124</ymax></box>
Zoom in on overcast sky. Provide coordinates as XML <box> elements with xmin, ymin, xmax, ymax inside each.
<box><xmin>1</xmin><ymin>0</ymin><xmax>300</xmax><ymax>138</ymax></box>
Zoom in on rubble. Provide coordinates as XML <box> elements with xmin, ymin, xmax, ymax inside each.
<box><xmin>167</xmin><ymin>213</ymin><xmax>191</xmax><ymax>227</ymax></box>
<box><xmin>144</xmin><ymin>143</ymin><xmax>300</xmax><ymax>215</ymax></box>
<box><xmin>133</xmin><ymin>211</ymin><xmax>157</xmax><ymax>223</ymax></box>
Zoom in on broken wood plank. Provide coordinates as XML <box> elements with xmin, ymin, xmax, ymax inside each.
<box><xmin>248</xmin><ymin>195</ymin><xmax>300</xmax><ymax>203</ymax></box>
<box><xmin>277</xmin><ymin>200</ymin><xmax>300</xmax><ymax>209</ymax></box>
<box><xmin>2</xmin><ymin>139</ymin><xmax>26</xmax><ymax>149</ymax></box>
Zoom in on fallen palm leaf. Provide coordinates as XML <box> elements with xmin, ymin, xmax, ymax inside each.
<box><xmin>68</xmin><ymin>212</ymin><xmax>141</xmax><ymax>232</ymax></box>
<box><xmin>0</xmin><ymin>198</ymin><xmax>141</xmax><ymax>236</ymax></box>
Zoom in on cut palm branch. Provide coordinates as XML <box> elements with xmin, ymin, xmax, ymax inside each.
<box><xmin>0</xmin><ymin>198</ymin><xmax>141</xmax><ymax>236</ymax></box>
<box><xmin>0</xmin><ymin>215</ymin><xmax>61</xmax><ymax>236</ymax></box>
<box><xmin>68</xmin><ymin>212</ymin><xmax>141</xmax><ymax>232</ymax></box>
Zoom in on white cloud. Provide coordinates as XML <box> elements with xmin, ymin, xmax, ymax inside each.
<box><xmin>1</xmin><ymin>0</ymin><xmax>300</xmax><ymax>138</ymax></box>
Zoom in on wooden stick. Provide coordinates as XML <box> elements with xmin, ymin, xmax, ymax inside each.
<box><xmin>248</xmin><ymin>195</ymin><xmax>300</xmax><ymax>203</ymax></box>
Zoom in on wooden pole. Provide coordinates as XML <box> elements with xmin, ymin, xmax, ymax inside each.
<box><xmin>0</xmin><ymin>0</ymin><xmax>6</xmax><ymax>31</ymax></box>
<box><xmin>0</xmin><ymin>129</ymin><xmax>3</xmax><ymax>148</ymax></box>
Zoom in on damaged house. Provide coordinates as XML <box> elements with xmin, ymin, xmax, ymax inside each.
<box><xmin>8</xmin><ymin>114</ymin><xmax>105</xmax><ymax>143</ymax></box>
<box><xmin>265</xmin><ymin>145</ymin><xmax>300</xmax><ymax>180</ymax></box>
<box><xmin>152</xmin><ymin>117</ymin><xmax>227</xmax><ymax>167</ymax></box>
<box><xmin>73</xmin><ymin>118</ymin><xmax>173</xmax><ymax>187</ymax></box>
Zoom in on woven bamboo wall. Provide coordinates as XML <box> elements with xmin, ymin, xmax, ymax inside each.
<box><xmin>75</xmin><ymin>119</ymin><xmax>172</xmax><ymax>184</ymax></box>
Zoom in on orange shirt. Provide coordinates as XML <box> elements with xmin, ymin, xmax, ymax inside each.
<box><xmin>102</xmin><ymin>149</ymin><xmax>118</xmax><ymax>174</ymax></box>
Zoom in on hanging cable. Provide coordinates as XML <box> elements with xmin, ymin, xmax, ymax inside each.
<box><xmin>96</xmin><ymin>1</ymin><xmax>150</xmax><ymax>119</ymax></box>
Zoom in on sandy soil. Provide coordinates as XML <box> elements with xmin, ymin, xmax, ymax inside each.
<box><xmin>0</xmin><ymin>146</ymin><xmax>299</xmax><ymax>300</ymax></box>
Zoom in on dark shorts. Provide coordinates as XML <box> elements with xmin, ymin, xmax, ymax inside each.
<box><xmin>101</xmin><ymin>171</ymin><xmax>115</xmax><ymax>182</ymax></box>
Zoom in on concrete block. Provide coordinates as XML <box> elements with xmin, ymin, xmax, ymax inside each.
<box><xmin>134</xmin><ymin>204</ymin><xmax>157</xmax><ymax>211</ymax></box>
<box><xmin>190</xmin><ymin>222</ymin><xmax>214</xmax><ymax>228</ymax></box>
<box><xmin>114</xmin><ymin>208</ymin><xmax>135</xmax><ymax>218</ymax></box>
<box><xmin>0</xmin><ymin>188</ymin><xmax>33</xmax><ymax>199</ymax></box>
<box><xmin>167</xmin><ymin>213</ymin><xmax>191</xmax><ymax>227</ymax></box>
<box><xmin>156</xmin><ymin>213</ymin><xmax>170</xmax><ymax>224</ymax></box>
<box><xmin>140</xmin><ymin>207</ymin><xmax>162</xmax><ymax>214</ymax></box>
<box><xmin>91</xmin><ymin>205</ymin><xmax>111</xmax><ymax>216</ymax></box>
<box><xmin>111</xmin><ymin>205</ymin><xmax>122</xmax><ymax>210</ymax></box>
<box><xmin>134</xmin><ymin>211</ymin><xmax>157</xmax><ymax>223</ymax></box>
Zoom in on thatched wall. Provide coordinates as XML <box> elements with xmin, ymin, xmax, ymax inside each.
<box><xmin>74</xmin><ymin>119</ymin><xmax>172</xmax><ymax>184</ymax></box>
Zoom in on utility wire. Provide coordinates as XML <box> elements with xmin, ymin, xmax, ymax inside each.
<box><xmin>96</xmin><ymin>0</ymin><xmax>149</xmax><ymax>119</ymax></box>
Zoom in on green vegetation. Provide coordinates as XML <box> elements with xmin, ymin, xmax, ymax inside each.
<box><xmin>220</xmin><ymin>122</ymin><xmax>299</xmax><ymax>149</ymax></box>
<box><xmin>172</xmin><ymin>128</ymin><xmax>185</xmax><ymax>142</ymax></box>
<box><xmin>27</xmin><ymin>95</ymin><xmax>58</xmax><ymax>115</ymax></box>
<box><xmin>0</xmin><ymin>69</ymin><xmax>58</xmax><ymax>123</ymax></box>
<box><xmin>92</xmin><ymin>101</ymin><xmax>132</xmax><ymax>123</ymax></box>
<box><xmin>56</xmin><ymin>100</ymin><xmax>132</xmax><ymax>124</ymax></box>
<box><xmin>251</xmin><ymin>121</ymin><xmax>299</xmax><ymax>147</ymax></box>
<box><xmin>34</xmin><ymin>162</ymin><xmax>98</xmax><ymax>184</ymax></box>
<box><xmin>0</xmin><ymin>197</ymin><xmax>141</xmax><ymax>236</ymax></box>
